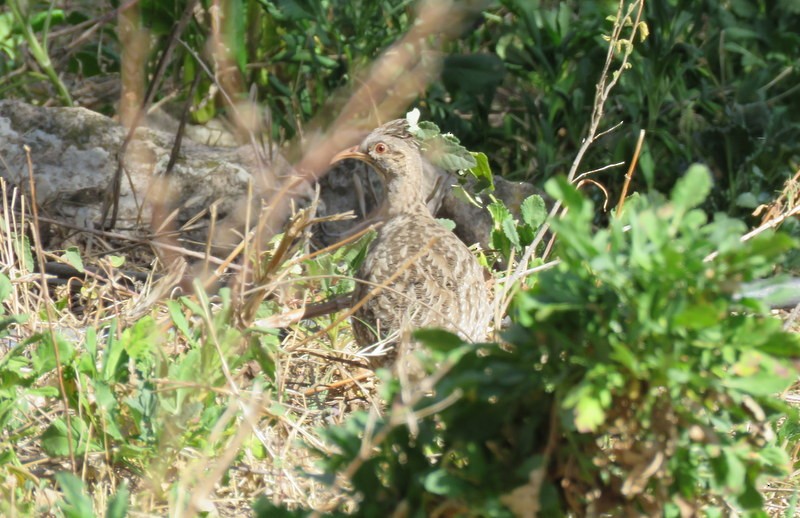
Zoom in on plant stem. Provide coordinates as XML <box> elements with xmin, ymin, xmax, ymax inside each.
<box><xmin>8</xmin><ymin>0</ymin><xmax>74</xmax><ymax>106</ymax></box>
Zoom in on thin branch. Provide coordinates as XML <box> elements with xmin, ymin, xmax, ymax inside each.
<box><xmin>617</xmin><ymin>129</ymin><xmax>646</xmax><ymax>215</ymax></box>
<box><xmin>506</xmin><ymin>0</ymin><xmax>647</xmax><ymax>302</ymax></box>
<box><xmin>25</xmin><ymin>145</ymin><xmax>76</xmax><ymax>472</ymax></box>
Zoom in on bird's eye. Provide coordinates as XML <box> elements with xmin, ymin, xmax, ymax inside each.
<box><xmin>374</xmin><ymin>143</ymin><xmax>387</xmax><ymax>154</ymax></box>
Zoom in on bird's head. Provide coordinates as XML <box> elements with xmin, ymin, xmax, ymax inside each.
<box><xmin>332</xmin><ymin>119</ymin><xmax>422</xmax><ymax>181</ymax></box>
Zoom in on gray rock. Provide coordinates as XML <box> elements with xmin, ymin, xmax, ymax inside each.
<box><xmin>0</xmin><ymin>100</ymin><xmax>541</xmax><ymax>258</ymax></box>
<box><xmin>0</xmin><ymin>100</ymin><xmax>305</xmax><ymax>250</ymax></box>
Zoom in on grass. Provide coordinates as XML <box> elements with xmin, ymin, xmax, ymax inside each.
<box><xmin>0</xmin><ymin>178</ymin><xmax>378</xmax><ymax>515</ymax></box>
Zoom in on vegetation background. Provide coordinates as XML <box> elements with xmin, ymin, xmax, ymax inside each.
<box><xmin>0</xmin><ymin>0</ymin><xmax>799</xmax><ymax>516</ymax></box>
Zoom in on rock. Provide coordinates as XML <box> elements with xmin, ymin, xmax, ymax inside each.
<box><xmin>0</xmin><ymin>100</ymin><xmax>541</xmax><ymax>259</ymax></box>
<box><xmin>439</xmin><ymin>175</ymin><xmax>545</xmax><ymax>253</ymax></box>
<box><xmin>0</xmin><ymin>100</ymin><xmax>307</xmax><ymax>250</ymax></box>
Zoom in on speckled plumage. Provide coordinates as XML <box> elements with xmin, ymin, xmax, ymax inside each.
<box><xmin>339</xmin><ymin>119</ymin><xmax>491</xmax><ymax>365</ymax></box>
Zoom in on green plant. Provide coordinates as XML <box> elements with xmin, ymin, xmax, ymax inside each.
<box><xmin>0</xmin><ymin>272</ymin><xmax>280</xmax><ymax>513</ymax></box>
<box><xmin>256</xmin><ymin>164</ymin><xmax>800</xmax><ymax>516</ymax></box>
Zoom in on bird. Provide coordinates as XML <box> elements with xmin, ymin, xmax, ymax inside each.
<box><xmin>332</xmin><ymin>119</ymin><xmax>491</xmax><ymax>366</ymax></box>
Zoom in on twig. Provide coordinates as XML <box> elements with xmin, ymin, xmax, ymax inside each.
<box><xmin>617</xmin><ymin>129</ymin><xmax>646</xmax><ymax>215</ymax></box>
<box><xmin>24</xmin><ymin>145</ymin><xmax>76</xmax><ymax>473</ymax></box>
<box><xmin>573</xmin><ymin>161</ymin><xmax>626</xmax><ymax>183</ymax></box>
<box><xmin>505</xmin><ymin>0</ymin><xmax>647</xmax><ymax>307</ymax></box>
<box><xmin>704</xmin><ymin>204</ymin><xmax>800</xmax><ymax>262</ymax></box>
<box><xmin>302</xmin><ymin>371</ymin><xmax>372</xmax><ymax>396</ymax></box>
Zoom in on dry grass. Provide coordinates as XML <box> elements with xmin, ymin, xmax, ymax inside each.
<box><xmin>0</xmin><ymin>174</ymin><xmax>378</xmax><ymax>515</ymax></box>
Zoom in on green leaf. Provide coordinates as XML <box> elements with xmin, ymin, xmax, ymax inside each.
<box><xmin>414</xmin><ymin>328</ymin><xmax>464</xmax><ymax>352</ymax></box>
<box><xmin>573</xmin><ymin>394</ymin><xmax>605</xmax><ymax>433</ymax></box>
<box><xmin>502</xmin><ymin>217</ymin><xmax>521</xmax><ymax>249</ymax></box>
<box><xmin>102</xmin><ymin>321</ymin><xmax>127</xmax><ymax>382</ymax></box>
<box><xmin>13</xmin><ymin>234</ymin><xmax>34</xmax><ymax>271</ymax></box>
<box><xmin>671</xmin><ymin>164</ymin><xmax>712</xmax><ymax>213</ymax></box>
<box><xmin>226</xmin><ymin>0</ymin><xmax>247</xmax><ymax>72</ymax></box>
<box><xmin>544</xmin><ymin>176</ymin><xmax>588</xmax><ymax>217</ymax></box>
<box><xmin>62</xmin><ymin>247</ymin><xmax>84</xmax><ymax>273</ymax></box>
<box><xmin>120</xmin><ymin>316</ymin><xmax>158</xmax><ymax>363</ymax></box>
<box><xmin>520</xmin><ymin>195</ymin><xmax>547</xmax><ymax>230</ymax></box>
<box><xmin>674</xmin><ymin>303</ymin><xmax>722</xmax><ymax>329</ymax></box>
<box><xmin>414</xmin><ymin>120</ymin><xmax>441</xmax><ymax>140</ymax></box>
<box><xmin>424</xmin><ymin>134</ymin><xmax>477</xmax><ymax>172</ymax></box>
<box><xmin>55</xmin><ymin>472</ymin><xmax>94</xmax><ymax>518</ymax></box>
<box><xmin>423</xmin><ymin>469</ymin><xmax>470</xmax><ymax>496</ymax></box>
<box><xmin>487</xmin><ymin>200</ymin><xmax>513</xmax><ymax>229</ymax></box>
<box><xmin>105</xmin><ymin>482</ymin><xmax>129</xmax><ymax>518</ymax></box>
<box><xmin>167</xmin><ymin>299</ymin><xmax>193</xmax><ymax>340</ymax></box>
<box><xmin>42</xmin><ymin>418</ymin><xmax>94</xmax><ymax>457</ymax></box>
<box><xmin>721</xmin><ymin>448</ymin><xmax>745</xmax><ymax>492</ymax></box>
<box><xmin>735</xmin><ymin>192</ymin><xmax>759</xmax><ymax>209</ymax></box>
<box><xmin>29</xmin><ymin>10</ymin><xmax>66</xmax><ymax>32</ymax></box>
<box><xmin>93</xmin><ymin>380</ymin><xmax>123</xmax><ymax>440</ymax></box>
<box><xmin>0</xmin><ymin>273</ymin><xmax>12</xmax><ymax>303</ymax></box>
<box><xmin>250</xmin><ymin>332</ymin><xmax>278</xmax><ymax>380</ymax></box>
<box><xmin>724</xmin><ymin>353</ymin><xmax>795</xmax><ymax>395</ymax></box>
<box><xmin>436</xmin><ymin>218</ymin><xmax>456</xmax><ymax>231</ymax></box>
<box><xmin>468</xmin><ymin>152</ymin><xmax>494</xmax><ymax>192</ymax></box>
<box><xmin>84</xmin><ymin>327</ymin><xmax>97</xmax><ymax>364</ymax></box>
<box><xmin>32</xmin><ymin>334</ymin><xmax>75</xmax><ymax>374</ymax></box>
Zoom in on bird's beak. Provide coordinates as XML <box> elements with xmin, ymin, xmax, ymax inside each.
<box><xmin>331</xmin><ymin>146</ymin><xmax>373</xmax><ymax>166</ymax></box>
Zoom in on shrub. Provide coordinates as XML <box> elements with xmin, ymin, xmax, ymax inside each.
<box><xmin>257</xmin><ymin>165</ymin><xmax>800</xmax><ymax>516</ymax></box>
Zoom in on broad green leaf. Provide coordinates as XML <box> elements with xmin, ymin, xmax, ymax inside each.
<box><xmin>487</xmin><ymin>200</ymin><xmax>513</xmax><ymax>230</ymax></box>
<box><xmin>42</xmin><ymin>418</ymin><xmax>95</xmax><ymax>457</ymax></box>
<box><xmin>520</xmin><ymin>195</ymin><xmax>546</xmax><ymax>230</ymax></box>
<box><xmin>735</xmin><ymin>192</ymin><xmax>759</xmax><ymax>209</ymax></box>
<box><xmin>759</xmin><ymin>446</ymin><xmax>790</xmax><ymax>474</ymax></box>
<box><xmin>102</xmin><ymin>320</ymin><xmax>127</xmax><ymax>381</ymax></box>
<box><xmin>544</xmin><ymin>176</ymin><xmax>587</xmax><ymax>216</ymax></box>
<box><xmin>424</xmin><ymin>134</ymin><xmax>477</xmax><ymax>171</ymax></box>
<box><xmin>84</xmin><ymin>326</ymin><xmax>97</xmax><ymax>364</ymax></box>
<box><xmin>251</xmin><ymin>333</ymin><xmax>278</xmax><ymax>380</ymax></box>
<box><xmin>13</xmin><ymin>234</ymin><xmax>34</xmax><ymax>271</ymax></box>
<box><xmin>674</xmin><ymin>303</ymin><xmax>722</xmax><ymax>329</ymax></box>
<box><xmin>167</xmin><ymin>299</ymin><xmax>194</xmax><ymax>344</ymax></box>
<box><xmin>226</xmin><ymin>0</ymin><xmax>247</xmax><ymax>72</ymax></box>
<box><xmin>414</xmin><ymin>120</ymin><xmax>441</xmax><ymax>140</ymax></box>
<box><xmin>32</xmin><ymin>334</ymin><xmax>75</xmax><ymax>374</ymax></box>
<box><xmin>62</xmin><ymin>246</ymin><xmax>84</xmax><ymax>273</ymax></box>
<box><xmin>722</xmin><ymin>371</ymin><xmax>793</xmax><ymax>396</ymax></box>
<box><xmin>29</xmin><ymin>10</ymin><xmax>66</xmax><ymax>31</ymax></box>
<box><xmin>721</xmin><ymin>448</ymin><xmax>745</xmax><ymax>492</ymax></box>
<box><xmin>671</xmin><ymin>164</ymin><xmax>712</xmax><ymax>213</ymax></box>
<box><xmin>120</xmin><ymin>316</ymin><xmax>158</xmax><ymax>363</ymax></box>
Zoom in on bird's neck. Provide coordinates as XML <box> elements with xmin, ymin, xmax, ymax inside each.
<box><xmin>383</xmin><ymin>175</ymin><xmax>429</xmax><ymax>217</ymax></box>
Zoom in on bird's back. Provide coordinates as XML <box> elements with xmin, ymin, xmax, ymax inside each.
<box><xmin>352</xmin><ymin>212</ymin><xmax>491</xmax><ymax>362</ymax></box>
